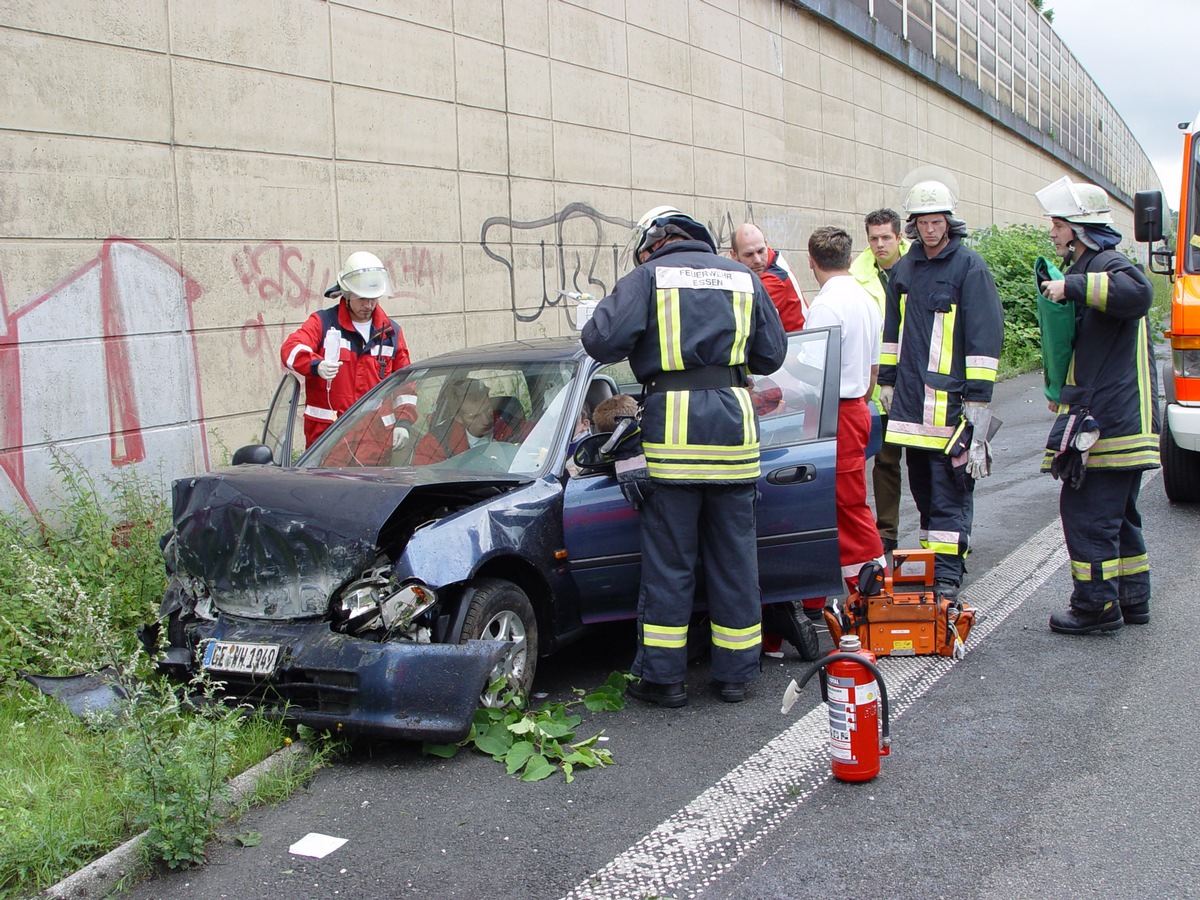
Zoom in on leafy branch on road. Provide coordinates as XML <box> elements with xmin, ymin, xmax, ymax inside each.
<box><xmin>421</xmin><ymin>671</ymin><xmax>630</xmax><ymax>782</ymax></box>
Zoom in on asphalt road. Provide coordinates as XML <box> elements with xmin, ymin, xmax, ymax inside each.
<box><xmin>124</xmin><ymin>370</ymin><xmax>1200</xmax><ymax>900</ymax></box>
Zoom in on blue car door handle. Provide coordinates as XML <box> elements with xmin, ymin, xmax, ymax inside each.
<box><xmin>766</xmin><ymin>464</ymin><xmax>816</xmax><ymax>485</ymax></box>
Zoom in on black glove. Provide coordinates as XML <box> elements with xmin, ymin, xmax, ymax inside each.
<box><xmin>1050</xmin><ymin>447</ymin><xmax>1087</xmax><ymax>489</ymax></box>
<box><xmin>602</xmin><ymin>416</ymin><xmax>654</xmax><ymax>511</ymax></box>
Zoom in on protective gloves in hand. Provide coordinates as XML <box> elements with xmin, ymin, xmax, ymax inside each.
<box><xmin>877</xmin><ymin>385</ymin><xmax>894</xmax><ymax>415</ymax></box>
<box><xmin>963</xmin><ymin>401</ymin><xmax>993</xmax><ymax>479</ymax></box>
<box><xmin>392</xmin><ymin>425</ymin><xmax>410</xmax><ymax>450</ymax></box>
<box><xmin>317</xmin><ymin>360</ymin><xmax>341</xmax><ymax>380</ymax></box>
<box><xmin>600</xmin><ymin>416</ymin><xmax>654</xmax><ymax>511</ymax></box>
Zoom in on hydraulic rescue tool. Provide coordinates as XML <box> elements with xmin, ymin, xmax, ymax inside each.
<box><xmin>825</xmin><ymin>550</ymin><xmax>976</xmax><ymax>659</ymax></box>
<box><xmin>782</xmin><ymin>635</ymin><xmax>891</xmax><ymax>782</ymax></box>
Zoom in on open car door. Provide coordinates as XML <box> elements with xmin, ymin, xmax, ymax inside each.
<box><xmin>261</xmin><ymin>373</ymin><xmax>301</xmax><ymax>466</ymax></box>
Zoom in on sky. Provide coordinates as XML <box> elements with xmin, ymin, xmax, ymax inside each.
<box><xmin>1044</xmin><ymin>0</ymin><xmax>1193</xmax><ymax>208</ymax></box>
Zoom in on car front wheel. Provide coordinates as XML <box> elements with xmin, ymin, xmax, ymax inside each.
<box><xmin>459</xmin><ymin>578</ymin><xmax>538</xmax><ymax>706</ymax></box>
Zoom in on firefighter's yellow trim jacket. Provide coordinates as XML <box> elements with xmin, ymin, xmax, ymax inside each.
<box><xmin>581</xmin><ymin>240</ymin><xmax>787</xmax><ymax>483</ymax></box>
<box><xmin>878</xmin><ymin>236</ymin><xmax>1004</xmax><ymax>451</ymax></box>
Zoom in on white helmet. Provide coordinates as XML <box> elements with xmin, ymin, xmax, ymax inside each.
<box><xmin>903</xmin><ymin>180</ymin><xmax>957</xmax><ymax>217</ymax></box>
<box><xmin>325</xmin><ymin>251</ymin><xmax>392</xmax><ymax>299</ymax></box>
<box><xmin>1035</xmin><ymin>176</ymin><xmax>1113</xmax><ymax>224</ymax></box>
<box><xmin>623</xmin><ymin>205</ymin><xmax>715</xmax><ymax>266</ymax></box>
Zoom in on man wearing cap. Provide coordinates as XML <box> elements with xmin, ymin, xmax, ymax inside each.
<box><xmin>877</xmin><ymin>181</ymin><xmax>1003</xmax><ymax>597</ymax></box>
<box><xmin>281</xmin><ymin>251</ymin><xmax>412</xmax><ymax>448</ymax></box>
<box><xmin>1035</xmin><ymin>176</ymin><xmax>1159</xmax><ymax>635</ymax></box>
<box><xmin>582</xmin><ymin>206</ymin><xmax>786</xmax><ymax>706</ymax></box>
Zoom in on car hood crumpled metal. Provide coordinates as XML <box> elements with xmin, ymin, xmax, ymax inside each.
<box><xmin>163</xmin><ymin>465</ymin><xmax>527</xmax><ymax>618</ymax></box>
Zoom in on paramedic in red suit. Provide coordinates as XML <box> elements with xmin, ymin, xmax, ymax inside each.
<box><xmin>804</xmin><ymin>226</ymin><xmax>887</xmax><ymax>590</ymax></box>
<box><xmin>730</xmin><ymin>223</ymin><xmax>808</xmax><ymax>331</ymax></box>
<box><xmin>280</xmin><ymin>251</ymin><xmax>414</xmax><ymax>449</ymax></box>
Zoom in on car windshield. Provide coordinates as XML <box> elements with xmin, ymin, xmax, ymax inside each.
<box><xmin>301</xmin><ymin>359</ymin><xmax>580</xmax><ymax>475</ymax></box>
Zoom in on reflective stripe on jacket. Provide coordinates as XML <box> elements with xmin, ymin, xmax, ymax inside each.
<box><xmin>878</xmin><ymin>237</ymin><xmax>1003</xmax><ymax>451</ymax></box>
<box><xmin>581</xmin><ymin>240</ymin><xmax>787</xmax><ymax>483</ymax></box>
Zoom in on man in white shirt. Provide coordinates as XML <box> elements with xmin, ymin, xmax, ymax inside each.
<box><xmin>805</xmin><ymin>226</ymin><xmax>888</xmax><ymax>589</ymax></box>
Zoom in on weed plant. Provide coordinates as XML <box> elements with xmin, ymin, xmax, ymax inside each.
<box><xmin>0</xmin><ymin>450</ymin><xmax>312</xmax><ymax>897</ymax></box>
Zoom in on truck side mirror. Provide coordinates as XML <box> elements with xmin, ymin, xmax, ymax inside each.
<box><xmin>1133</xmin><ymin>190</ymin><xmax>1164</xmax><ymax>243</ymax></box>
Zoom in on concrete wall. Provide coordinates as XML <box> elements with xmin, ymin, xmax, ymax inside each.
<box><xmin>0</xmin><ymin>0</ymin><xmax>1156</xmax><ymax>513</ymax></box>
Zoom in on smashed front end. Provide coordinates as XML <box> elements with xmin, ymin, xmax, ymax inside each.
<box><xmin>149</xmin><ymin>466</ymin><xmax>523</xmax><ymax>742</ymax></box>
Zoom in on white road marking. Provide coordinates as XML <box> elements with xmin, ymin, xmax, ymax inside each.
<box><xmin>563</xmin><ymin>517</ymin><xmax>1070</xmax><ymax>900</ymax></box>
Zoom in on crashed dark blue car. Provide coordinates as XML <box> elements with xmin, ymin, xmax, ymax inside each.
<box><xmin>150</xmin><ymin>330</ymin><xmax>851</xmax><ymax>741</ymax></box>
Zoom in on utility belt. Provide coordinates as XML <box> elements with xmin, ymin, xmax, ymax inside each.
<box><xmin>643</xmin><ymin>365</ymin><xmax>748</xmax><ymax>394</ymax></box>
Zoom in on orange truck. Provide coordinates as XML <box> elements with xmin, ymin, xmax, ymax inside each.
<box><xmin>1136</xmin><ymin>110</ymin><xmax>1200</xmax><ymax>502</ymax></box>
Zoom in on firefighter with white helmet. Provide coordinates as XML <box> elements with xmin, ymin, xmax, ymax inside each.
<box><xmin>582</xmin><ymin>205</ymin><xmax>787</xmax><ymax>706</ymax></box>
<box><xmin>1034</xmin><ymin>176</ymin><xmax>1160</xmax><ymax>634</ymax></box>
<box><xmin>281</xmin><ymin>250</ymin><xmax>413</xmax><ymax>447</ymax></box>
<box><xmin>877</xmin><ymin>179</ymin><xmax>1004</xmax><ymax>597</ymax></box>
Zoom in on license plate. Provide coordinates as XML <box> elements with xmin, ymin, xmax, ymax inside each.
<box><xmin>202</xmin><ymin>640</ymin><xmax>279</xmax><ymax>676</ymax></box>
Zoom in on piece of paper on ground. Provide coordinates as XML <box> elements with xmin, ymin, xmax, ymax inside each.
<box><xmin>289</xmin><ymin>833</ymin><xmax>348</xmax><ymax>858</ymax></box>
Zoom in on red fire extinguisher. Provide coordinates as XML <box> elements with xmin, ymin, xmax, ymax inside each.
<box><xmin>782</xmin><ymin>634</ymin><xmax>891</xmax><ymax>782</ymax></box>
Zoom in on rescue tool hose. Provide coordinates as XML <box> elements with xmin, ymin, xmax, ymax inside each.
<box><xmin>794</xmin><ymin>653</ymin><xmax>891</xmax><ymax>748</ymax></box>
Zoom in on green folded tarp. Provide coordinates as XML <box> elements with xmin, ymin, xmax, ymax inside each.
<box><xmin>1034</xmin><ymin>255</ymin><xmax>1075</xmax><ymax>404</ymax></box>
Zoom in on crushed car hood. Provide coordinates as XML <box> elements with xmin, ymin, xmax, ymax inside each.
<box><xmin>164</xmin><ymin>466</ymin><xmax>528</xmax><ymax>618</ymax></box>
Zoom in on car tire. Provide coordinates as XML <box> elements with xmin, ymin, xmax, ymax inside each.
<box><xmin>459</xmin><ymin>578</ymin><xmax>538</xmax><ymax>706</ymax></box>
<box><xmin>764</xmin><ymin>601</ymin><xmax>822</xmax><ymax>661</ymax></box>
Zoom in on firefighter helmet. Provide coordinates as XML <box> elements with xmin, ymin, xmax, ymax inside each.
<box><xmin>1035</xmin><ymin>176</ymin><xmax>1114</xmax><ymax>224</ymax></box>
<box><xmin>626</xmin><ymin>206</ymin><xmax>716</xmax><ymax>263</ymax></box>
<box><xmin>324</xmin><ymin>251</ymin><xmax>392</xmax><ymax>299</ymax></box>
<box><xmin>903</xmin><ymin>180</ymin><xmax>957</xmax><ymax>217</ymax></box>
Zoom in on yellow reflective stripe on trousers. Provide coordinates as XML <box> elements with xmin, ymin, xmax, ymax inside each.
<box><xmin>711</xmin><ymin>621</ymin><xmax>761</xmax><ymax>651</ymax></box>
<box><xmin>729</xmin><ymin>291</ymin><xmax>752</xmax><ymax>366</ymax></box>
<box><xmin>1071</xmin><ymin>558</ymin><xmax>1120</xmax><ymax>581</ymax></box>
<box><xmin>656</xmin><ymin>288</ymin><xmax>684</xmax><ymax>371</ymax></box>
<box><xmin>921</xmin><ymin>538</ymin><xmax>959</xmax><ymax>555</ymax></box>
<box><xmin>643</xmin><ymin>622</ymin><xmax>688</xmax><ymax>649</ymax></box>
<box><xmin>1119</xmin><ymin>553</ymin><xmax>1150</xmax><ymax>576</ymax></box>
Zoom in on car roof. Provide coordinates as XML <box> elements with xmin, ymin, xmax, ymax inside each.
<box><xmin>414</xmin><ymin>335</ymin><xmax>593</xmax><ymax>368</ymax></box>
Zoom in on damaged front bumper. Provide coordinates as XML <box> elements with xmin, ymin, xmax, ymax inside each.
<box><xmin>160</xmin><ymin>616</ymin><xmax>510</xmax><ymax>743</ymax></box>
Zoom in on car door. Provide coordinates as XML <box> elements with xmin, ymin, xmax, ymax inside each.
<box><xmin>261</xmin><ymin>373</ymin><xmax>301</xmax><ymax>466</ymax></box>
<box><xmin>561</xmin><ymin>329</ymin><xmax>843</xmax><ymax>622</ymax></box>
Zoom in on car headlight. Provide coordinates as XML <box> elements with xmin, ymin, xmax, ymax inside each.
<box><xmin>1173</xmin><ymin>349</ymin><xmax>1200</xmax><ymax>380</ymax></box>
<box><xmin>334</xmin><ymin>566</ymin><xmax>437</xmax><ymax>636</ymax></box>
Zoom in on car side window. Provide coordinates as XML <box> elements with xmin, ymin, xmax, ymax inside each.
<box><xmin>756</xmin><ymin>330</ymin><xmax>830</xmax><ymax>448</ymax></box>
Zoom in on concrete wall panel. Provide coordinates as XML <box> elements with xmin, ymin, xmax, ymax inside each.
<box><xmin>0</xmin><ymin>0</ymin><xmax>1161</xmax><ymax>513</ymax></box>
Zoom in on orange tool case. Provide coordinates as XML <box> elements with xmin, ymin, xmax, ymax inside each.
<box><xmin>825</xmin><ymin>550</ymin><xmax>976</xmax><ymax>658</ymax></box>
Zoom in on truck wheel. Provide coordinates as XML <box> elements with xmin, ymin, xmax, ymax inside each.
<box><xmin>1161</xmin><ymin>417</ymin><xmax>1200</xmax><ymax>503</ymax></box>
<box><xmin>459</xmin><ymin>578</ymin><xmax>538</xmax><ymax>706</ymax></box>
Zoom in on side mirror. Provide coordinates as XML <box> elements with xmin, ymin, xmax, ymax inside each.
<box><xmin>572</xmin><ymin>433</ymin><xmax>615</xmax><ymax>471</ymax></box>
<box><xmin>1133</xmin><ymin>190</ymin><xmax>1164</xmax><ymax>243</ymax></box>
<box><xmin>231</xmin><ymin>444</ymin><xmax>275</xmax><ymax>466</ymax></box>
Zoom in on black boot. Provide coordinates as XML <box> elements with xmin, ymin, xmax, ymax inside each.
<box><xmin>626</xmin><ymin>680</ymin><xmax>687</xmax><ymax>708</ymax></box>
<box><xmin>1049</xmin><ymin>603</ymin><xmax>1123</xmax><ymax>635</ymax></box>
<box><xmin>1120</xmin><ymin>598</ymin><xmax>1150</xmax><ymax>625</ymax></box>
<box><xmin>712</xmin><ymin>681</ymin><xmax>746</xmax><ymax>703</ymax></box>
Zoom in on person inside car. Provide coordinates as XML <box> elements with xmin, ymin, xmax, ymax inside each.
<box><xmin>412</xmin><ymin>377</ymin><xmax>495</xmax><ymax>465</ymax></box>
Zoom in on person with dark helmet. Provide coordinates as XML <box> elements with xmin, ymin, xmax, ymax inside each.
<box><xmin>1035</xmin><ymin>176</ymin><xmax>1159</xmax><ymax>634</ymax></box>
<box><xmin>877</xmin><ymin>181</ymin><xmax>1003</xmax><ymax>597</ymax></box>
<box><xmin>581</xmin><ymin>206</ymin><xmax>787</xmax><ymax>706</ymax></box>
<box><xmin>281</xmin><ymin>251</ymin><xmax>413</xmax><ymax>448</ymax></box>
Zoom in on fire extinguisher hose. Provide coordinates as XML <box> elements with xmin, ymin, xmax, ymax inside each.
<box><xmin>794</xmin><ymin>653</ymin><xmax>891</xmax><ymax>749</ymax></box>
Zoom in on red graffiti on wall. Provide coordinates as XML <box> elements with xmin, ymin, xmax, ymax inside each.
<box><xmin>0</xmin><ymin>238</ymin><xmax>207</xmax><ymax>514</ymax></box>
<box><xmin>379</xmin><ymin>246</ymin><xmax>445</xmax><ymax>299</ymax></box>
<box><xmin>233</xmin><ymin>241</ymin><xmax>331</xmax><ymax>309</ymax></box>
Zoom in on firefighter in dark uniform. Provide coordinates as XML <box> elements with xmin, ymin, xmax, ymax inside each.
<box><xmin>581</xmin><ymin>206</ymin><xmax>787</xmax><ymax>706</ymax></box>
<box><xmin>877</xmin><ymin>181</ymin><xmax>1004</xmax><ymax>595</ymax></box>
<box><xmin>1035</xmin><ymin>176</ymin><xmax>1159</xmax><ymax>634</ymax></box>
